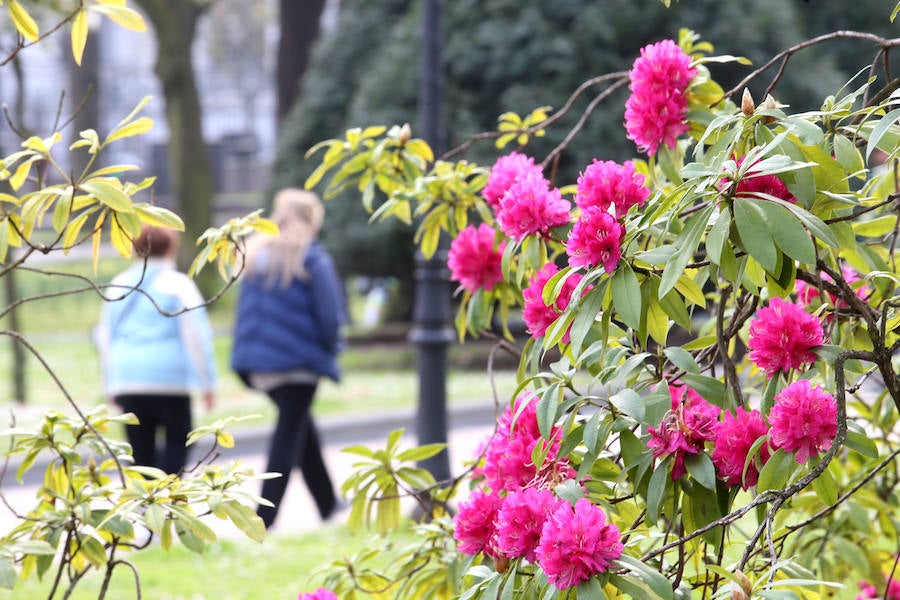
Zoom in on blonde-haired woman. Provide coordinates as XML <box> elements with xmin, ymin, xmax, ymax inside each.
<box><xmin>231</xmin><ymin>189</ymin><xmax>347</xmax><ymax>529</ymax></box>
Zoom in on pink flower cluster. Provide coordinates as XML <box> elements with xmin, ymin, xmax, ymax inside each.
<box><xmin>521</xmin><ymin>263</ymin><xmax>585</xmax><ymax>341</ymax></box>
<box><xmin>297</xmin><ymin>589</ymin><xmax>337</xmax><ymax>600</ymax></box>
<box><xmin>711</xmin><ymin>407</ymin><xmax>770</xmax><ymax>489</ymax></box>
<box><xmin>769</xmin><ymin>380</ymin><xmax>837</xmax><ymax>464</ymax></box>
<box><xmin>536</xmin><ymin>498</ymin><xmax>624</xmax><ymax>589</ymax></box>
<box><xmin>566</xmin><ymin>160</ymin><xmax>648</xmax><ymax>274</ymax></box>
<box><xmin>482</xmin><ymin>152</ymin><xmax>543</xmax><ymax>210</ymax></box>
<box><xmin>575</xmin><ymin>160</ymin><xmax>650</xmax><ymax>218</ymax></box>
<box><xmin>496</xmin><ymin>169</ymin><xmax>571</xmax><ymax>242</ymax></box>
<box><xmin>447</xmin><ymin>223</ymin><xmax>506</xmax><ymax>293</ymax></box>
<box><xmin>453</xmin><ymin>396</ymin><xmax>623</xmax><ymax>589</ymax></box>
<box><xmin>482</xmin><ymin>394</ymin><xmax>574</xmax><ymax>491</ymax></box>
<box><xmin>624</xmin><ymin>39</ymin><xmax>697</xmax><ymax>155</ymax></box>
<box><xmin>747</xmin><ymin>297</ymin><xmax>824</xmax><ymax>377</ymax></box>
<box><xmin>857</xmin><ymin>577</ymin><xmax>900</xmax><ymax>600</ymax></box>
<box><xmin>566</xmin><ymin>207</ymin><xmax>625</xmax><ymax>273</ymax></box>
<box><xmin>725</xmin><ymin>155</ymin><xmax>797</xmax><ymax>204</ymax></box>
<box><xmin>648</xmin><ymin>384</ymin><xmax>721</xmax><ymax>480</ymax></box>
<box><xmin>648</xmin><ymin>378</ymin><xmax>837</xmax><ymax>488</ymax></box>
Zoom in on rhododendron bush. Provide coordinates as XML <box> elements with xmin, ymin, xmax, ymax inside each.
<box><xmin>304</xmin><ymin>19</ymin><xmax>900</xmax><ymax>600</ymax></box>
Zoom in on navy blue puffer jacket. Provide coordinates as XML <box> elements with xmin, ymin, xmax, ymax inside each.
<box><xmin>230</xmin><ymin>242</ymin><xmax>346</xmax><ymax>381</ymax></box>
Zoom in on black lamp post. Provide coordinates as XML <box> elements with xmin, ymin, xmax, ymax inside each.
<box><xmin>411</xmin><ymin>0</ymin><xmax>453</xmax><ymax>483</ymax></box>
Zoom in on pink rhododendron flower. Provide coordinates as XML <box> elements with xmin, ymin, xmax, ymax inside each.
<box><xmin>496</xmin><ymin>170</ymin><xmax>571</xmax><ymax>242</ymax></box>
<box><xmin>495</xmin><ymin>487</ymin><xmax>562</xmax><ymax>563</ymax></box>
<box><xmin>796</xmin><ymin>266</ymin><xmax>869</xmax><ymax>310</ymax></box>
<box><xmin>726</xmin><ymin>156</ymin><xmax>797</xmax><ymax>204</ymax></box>
<box><xmin>482</xmin><ymin>395</ymin><xmax>574</xmax><ymax>492</ymax></box>
<box><xmin>647</xmin><ymin>383</ymin><xmax>721</xmax><ymax>480</ymax></box>
<box><xmin>298</xmin><ymin>589</ymin><xmax>337</xmax><ymax>600</ymax></box>
<box><xmin>711</xmin><ymin>408</ymin><xmax>770</xmax><ymax>489</ymax></box>
<box><xmin>747</xmin><ymin>297</ymin><xmax>824</xmax><ymax>377</ymax></box>
<box><xmin>535</xmin><ymin>498</ymin><xmax>624</xmax><ymax>590</ymax></box>
<box><xmin>566</xmin><ymin>206</ymin><xmax>625</xmax><ymax>273</ymax></box>
<box><xmin>857</xmin><ymin>578</ymin><xmax>900</xmax><ymax>600</ymax></box>
<box><xmin>624</xmin><ymin>39</ymin><xmax>696</xmax><ymax>155</ymax></box>
<box><xmin>483</xmin><ymin>152</ymin><xmax>543</xmax><ymax>209</ymax></box>
<box><xmin>768</xmin><ymin>380</ymin><xmax>837</xmax><ymax>464</ymax></box>
<box><xmin>521</xmin><ymin>263</ymin><xmax>585</xmax><ymax>341</ymax></box>
<box><xmin>575</xmin><ymin>159</ymin><xmax>650</xmax><ymax>218</ymax></box>
<box><xmin>453</xmin><ymin>488</ymin><xmax>503</xmax><ymax>558</ymax></box>
<box><xmin>447</xmin><ymin>223</ymin><xmax>506</xmax><ymax>293</ymax></box>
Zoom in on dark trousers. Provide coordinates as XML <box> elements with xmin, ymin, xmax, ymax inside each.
<box><xmin>116</xmin><ymin>394</ymin><xmax>192</xmax><ymax>475</ymax></box>
<box><xmin>257</xmin><ymin>383</ymin><xmax>336</xmax><ymax>528</ymax></box>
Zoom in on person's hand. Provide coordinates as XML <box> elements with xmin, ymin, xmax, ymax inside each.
<box><xmin>202</xmin><ymin>390</ymin><xmax>215</xmax><ymax>411</ymax></box>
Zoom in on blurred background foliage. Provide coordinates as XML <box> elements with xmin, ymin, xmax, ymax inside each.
<box><xmin>269</xmin><ymin>0</ymin><xmax>898</xmax><ymax>312</ymax></box>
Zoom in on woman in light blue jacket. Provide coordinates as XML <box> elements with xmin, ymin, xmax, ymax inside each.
<box><xmin>97</xmin><ymin>226</ymin><xmax>217</xmax><ymax>474</ymax></box>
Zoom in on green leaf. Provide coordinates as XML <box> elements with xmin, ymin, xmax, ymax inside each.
<box><xmin>754</xmin><ymin>199</ymin><xmax>815</xmax><ymax>265</ymax></box>
<box><xmin>396</xmin><ymin>444</ymin><xmax>446</xmax><ymax>462</ymax></box>
<box><xmin>660</xmin><ymin>205</ymin><xmax>714</xmax><ymax>298</ymax></box>
<box><xmin>80</xmin><ymin>180</ymin><xmax>134</xmax><ymax>213</ymax></box>
<box><xmin>222</xmin><ymin>501</ymin><xmax>266</xmax><ymax>543</ymax></box>
<box><xmin>866</xmin><ymin>107</ymin><xmax>900</xmax><ymax>162</ymax></box>
<box><xmin>616</xmin><ymin>554</ymin><xmax>674</xmax><ymax>600</ymax></box>
<box><xmin>685</xmin><ymin>452</ymin><xmax>716</xmax><ymax>490</ymax></box>
<box><xmin>833</xmin><ymin>133</ymin><xmax>864</xmax><ymax>175</ymax></box>
<box><xmin>610</xmin><ymin>389</ymin><xmax>644</xmax><ymax>422</ymax></box>
<box><xmin>647</xmin><ymin>459</ymin><xmax>669</xmax><ymax>522</ymax></box>
<box><xmin>810</xmin><ymin>464</ymin><xmax>838</xmax><ymax>505</ymax></box>
<box><xmin>611</xmin><ymin>263</ymin><xmax>641</xmax><ymax>330</ymax></box>
<box><xmin>733</xmin><ymin>200</ymin><xmax>777</xmax><ymax>272</ymax></box>
<box><xmin>844</xmin><ymin>429</ymin><xmax>878</xmax><ymax>458</ymax></box>
<box><xmin>105</xmin><ymin>116</ymin><xmax>153</xmax><ymax>144</ymax></box>
<box><xmin>577</xmin><ymin>577</ymin><xmax>608</xmax><ymax>600</ymax></box>
<box><xmin>664</xmin><ymin>346</ymin><xmax>700</xmax><ymax>374</ymax></box>
<box><xmin>757</xmin><ymin>449</ymin><xmax>795</xmax><ymax>492</ymax></box>
<box><xmin>0</xmin><ymin>558</ymin><xmax>16</xmax><ymax>589</ymax></box>
<box><xmin>679</xmin><ymin>374</ymin><xmax>726</xmax><ymax>407</ymax></box>
<box><xmin>144</xmin><ymin>503</ymin><xmax>166</xmax><ymax>533</ymax></box>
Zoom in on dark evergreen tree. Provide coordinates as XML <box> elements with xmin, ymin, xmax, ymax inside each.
<box><xmin>272</xmin><ymin>0</ymin><xmax>898</xmax><ymax>288</ymax></box>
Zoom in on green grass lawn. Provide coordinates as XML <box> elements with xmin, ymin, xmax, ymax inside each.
<box><xmin>1</xmin><ymin>524</ymin><xmax>395</xmax><ymax>599</ymax></box>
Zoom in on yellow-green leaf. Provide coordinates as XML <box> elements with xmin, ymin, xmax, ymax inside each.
<box><xmin>71</xmin><ymin>10</ymin><xmax>88</xmax><ymax>65</ymax></box>
<box><xmin>90</xmin><ymin>4</ymin><xmax>146</xmax><ymax>31</ymax></box>
<box><xmin>81</xmin><ymin>180</ymin><xmax>135</xmax><ymax>213</ymax></box>
<box><xmin>109</xmin><ymin>220</ymin><xmax>134</xmax><ymax>258</ymax></box>
<box><xmin>222</xmin><ymin>501</ymin><xmax>265</xmax><ymax>543</ymax></box>
<box><xmin>105</xmin><ymin>116</ymin><xmax>153</xmax><ymax>143</ymax></box>
<box><xmin>133</xmin><ymin>203</ymin><xmax>185</xmax><ymax>230</ymax></box>
<box><xmin>9</xmin><ymin>161</ymin><xmax>31</xmax><ymax>191</ymax></box>
<box><xmin>250</xmin><ymin>218</ymin><xmax>279</xmax><ymax>235</ymax></box>
<box><xmin>7</xmin><ymin>0</ymin><xmax>39</xmax><ymax>42</ymax></box>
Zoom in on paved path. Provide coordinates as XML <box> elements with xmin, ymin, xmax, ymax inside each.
<box><xmin>0</xmin><ymin>402</ymin><xmax>500</xmax><ymax>539</ymax></box>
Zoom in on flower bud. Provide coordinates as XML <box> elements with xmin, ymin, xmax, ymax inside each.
<box><xmin>398</xmin><ymin>123</ymin><xmax>412</xmax><ymax>144</ymax></box>
<box><xmin>731</xmin><ymin>588</ymin><xmax>750</xmax><ymax>600</ymax></box>
<box><xmin>762</xmin><ymin>94</ymin><xmax>777</xmax><ymax>123</ymax></box>
<box><xmin>493</xmin><ymin>554</ymin><xmax>510</xmax><ymax>574</ymax></box>
<box><xmin>741</xmin><ymin>89</ymin><xmax>755</xmax><ymax>116</ymax></box>
<box><xmin>734</xmin><ymin>569</ymin><xmax>753</xmax><ymax>595</ymax></box>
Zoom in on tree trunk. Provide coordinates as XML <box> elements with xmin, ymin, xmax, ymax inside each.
<box><xmin>276</xmin><ymin>0</ymin><xmax>328</xmax><ymax>126</ymax></box>
<box><xmin>67</xmin><ymin>28</ymin><xmax>100</xmax><ymax>180</ymax></box>
<box><xmin>134</xmin><ymin>1</ymin><xmax>216</xmax><ymax>294</ymax></box>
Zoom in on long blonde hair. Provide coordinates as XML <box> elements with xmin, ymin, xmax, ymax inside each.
<box><xmin>244</xmin><ymin>188</ymin><xmax>325</xmax><ymax>288</ymax></box>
